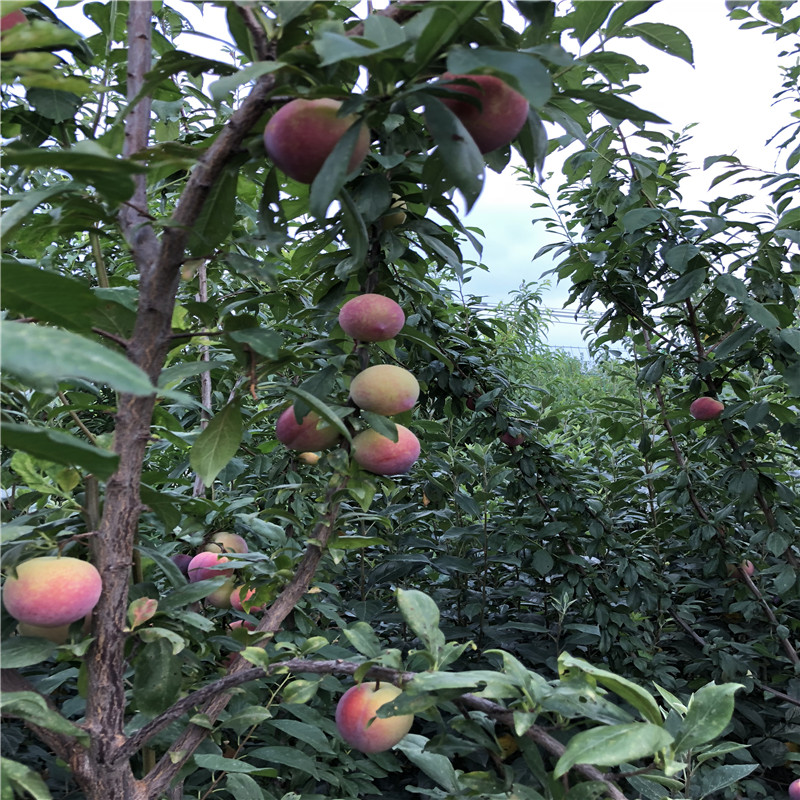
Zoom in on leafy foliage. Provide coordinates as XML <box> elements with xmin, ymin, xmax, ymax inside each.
<box><xmin>1</xmin><ymin>2</ymin><xmax>798</xmax><ymax>800</ymax></box>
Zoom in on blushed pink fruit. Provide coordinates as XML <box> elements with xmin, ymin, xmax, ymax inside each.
<box><xmin>349</xmin><ymin>365</ymin><xmax>420</xmax><ymax>416</ymax></box>
<box><xmin>727</xmin><ymin>560</ymin><xmax>755</xmax><ymax>579</ymax></box>
<box><xmin>335</xmin><ymin>682</ymin><xmax>414</xmax><ymax>753</ymax></box>
<box><xmin>1</xmin><ymin>10</ymin><xmax>26</xmax><ymax>32</ymax></box>
<box><xmin>439</xmin><ymin>73</ymin><xmax>529</xmax><ymax>154</ymax></box>
<box><xmin>690</xmin><ymin>397</ymin><xmax>724</xmax><ymax>420</ymax></box>
<box><xmin>229</xmin><ymin>619</ymin><xmax>256</xmax><ymax>632</ymax></box>
<box><xmin>2</xmin><ymin>556</ymin><xmax>102</xmax><ymax>628</ymax></box>
<box><xmin>187</xmin><ymin>551</ymin><xmax>232</xmax><ymax>583</ymax></box>
<box><xmin>204</xmin><ymin>531</ymin><xmax>248</xmax><ymax>554</ymax></box>
<box><xmin>276</xmin><ymin>405</ymin><xmax>341</xmax><ymax>451</ymax></box>
<box><xmin>338</xmin><ymin>294</ymin><xmax>405</xmax><ymax>342</ymax></box>
<box><xmin>263</xmin><ymin>98</ymin><xmax>370</xmax><ymax>184</ymax></box>
<box><xmin>352</xmin><ymin>425</ymin><xmax>420</xmax><ymax>475</ymax></box>
<box><xmin>789</xmin><ymin>779</ymin><xmax>800</xmax><ymax>800</ymax></box>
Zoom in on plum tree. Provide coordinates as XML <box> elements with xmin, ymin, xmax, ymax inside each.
<box><xmin>690</xmin><ymin>397</ymin><xmax>725</xmax><ymax>420</ymax></box>
<box><xmin>439</xmin><ymin>73</ymin><xmax>529</xmax><ymax>153</ymax></box>
<box><xmin>335</xmin><ymin>681</ymin><xmax>414</xmax><ymax>753</ymax></box>
<box><xmin>275</xmin><ymin>405</ymin><xmax>342</xmax><ymax>451</ymax></box>
<box><xmin>2</xmin><ymin>556</ymin><xmax>102</xmax><ymax>628</ymax></box>
<box><xmin>349</xmin><ymin>364</ymin><xmax>420</xmax><ymax>416</ymax></box>
<box><xmin>338</xmin><ymin>293</ymin><xmax>405</xmax><ymax>342</ymax></box>
<box><xmin>352</xmin><ymin>425</ymin><xmax>421</xmax><ymax>475</ymax></box>
<box><xmin>263</xmin><ymin>98</ymin><xmax>370</xmax><ymax>184</ymax></box>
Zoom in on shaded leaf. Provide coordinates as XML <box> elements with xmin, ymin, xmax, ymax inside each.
<box><xmin>190</xmin><ymin>401</ymin><xmax>243</xmax><ymax>486</ymax></box>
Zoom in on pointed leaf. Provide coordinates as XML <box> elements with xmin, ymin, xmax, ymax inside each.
<box><xmin>190</xmin><ymin>401</ymin><xmax>243</xmax><ymax>486</ymax></box>
<box><xmin>1</xmin><ymin>322</ymin><xmax>155</xmax><ymax>395</ymax></box>
<box><xmin>672</xmin><ymin>683</ymin><xmax>743</xmax><ymax>752</ymax></box>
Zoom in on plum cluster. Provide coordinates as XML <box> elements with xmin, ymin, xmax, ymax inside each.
<box><xmin>172</xmin><ymin>532</ymin><xmax>264</xmax><ymax>615</ymax></box>
<box><xmin>276</xmin><ymin>293</ymin><xmax>422</xmax><ymax>476</ymax></box>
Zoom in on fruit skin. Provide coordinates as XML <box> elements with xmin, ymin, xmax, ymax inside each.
<box><xmin>276</xmin><ymin>405</ymin><xmax>342</xmax><ymax>452</ymax></box>
<box><xmin>187</xmin><ymin>551</ymin><xmax>232</xmax><ymax>583</ymax></box>
<box><xmin>727</xmin><ymin>560</ymin><xmax>755</xmax><ymax>579</ymax></box>
<box><xmin>500</xmin><ymin>432</ymin><xmax>525</xmax><ymax>449</ymax></box>
<box><xmin>339</xmin><ymin>294</ymin><xmax>405</xmax><ymax>342</ymax></box>
<box><xmin>263</xmin><ymin>98</ymin><xmax>370</xmax><ymax>184</ymax></box>
<box><xmin>297</xmin><ymin>451</ymin><xmax>320</xmax><ymax>465</ymax></box>
<box><xmin>349</xmin><ymin>364</ymin><xmax>420</xmax><ymax>416</ymax></box>
<box><xmin>352</xmin><ymin>425</ymin><xmax>421</xmax><ymax>475</ymax></box>
<box><xmin>690</xmin><ymin>397</ymin><xmax>724</xmax><ymax>420</ymax></box>
<box><xmin>439</xmin><ymin>73</ymin><xmax>529</xmax><ymax>154</ymax></box>
<box><xmin>381</xmin><ymin>194</ymin><xmax>407</xmax><ymax>229</ymax></box>
<box><xmin>790</xmin><ymin>779</ymin><xmax>800</xmax><ymax>800</ymax></box>
<box><xmin>335</xmin><ymin>682</ymin><xmax>414</xmax><ymax>753</ymax></box>
<box><xmin>18</xmin><ymin>621</ymin><xmax>72</xmax><ymax>644</ymax></box>
<box><xmin>2</xmin><ymin>556</ymin><xmax>102</xmax><ymax>628</ymax></box>
<box><xmin>204</xmin><ymin>531</ymin><xmax>248</xmax><ymax>554</ymax></box>
<box><xmin>1</xmin><ymin>10</ymin><xmax>27</xmax><ymax>32</ymax></box>
<box><xmin>205</xmin><ymin>579</ymin><xmax>235</xmax><ymax>609</ymax></box>
<box><xmin>171</xmin><ymin>553</ymin><xmax>193</xmax><ymax>576</ymax></box>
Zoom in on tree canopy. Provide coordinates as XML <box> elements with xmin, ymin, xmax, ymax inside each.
<box><xmin>1</xmin><ymin>2</ymin><xmax>799</xmax><ymax>800</ymax></box>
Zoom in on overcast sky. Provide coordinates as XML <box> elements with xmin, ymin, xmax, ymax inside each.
<box><xmin>49</xmin><ymin>1</ymin><xmax>789</xmax><ymax>353</ymax></box>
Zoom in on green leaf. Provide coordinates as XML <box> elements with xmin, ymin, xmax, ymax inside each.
<box><xmin>696</xmin><ymin>764</ymin><xmax>758</xmax><ymax>799</ymax></box>
<box><xmin>0</xmin><ymin>182</ymin><xmax>77</xmax><ymax>241</ymax></box>
<box><xmin>25</xmin><ymin>88</ymin><xmax>81</xmax><ymax>123</ymax></box>
<box><xmin>0</xmin><ymin>692</ymin><xmax>90</xmax><ymax>747</ymax></box>
<box><xmin>661</xmin><ymin>268</ymin><xmax>707</xmax><ymax>305</ymax></box>
<box><xmin>395</xmin><ymin>735</ymin><xmax>459</xmax><ymax>792</ymax></box>
<box><xmin>715</xmin><ymin>274</ymin><xmax>748</xmax><ymax>301</ymax></box>
<box><xmin>224</xmin><ymin>773</ymin><xmax>270</xmax><ymax>800</ymax></box>
<box><xmin>1</xmin><ymin>258</ymin><xmax>100</xmax><ymax>331</ymax></box>
<box><xmin>558</xmin><ymin>654</ymin><xmax>662</xmax><ymax>725</ymax></box>
<box><xmin>672</xmin><ymin>683</ymin><xmax>743</xmax><ymax>752</ymax></box>
<box><xmin>569</xmin><ymin>1</ymin><xmax>614</xmax><ymax>44</ymax></box>
<box><xmin>0</xmin><ymin>637</ymin><xmax>57</xmax><ymax>668</ymax></box>
<box><xmin>0</xmin><ymin>756</ymin><xmax>53</xmax><ymax>800</ymax></box>
<box><xmin>209</xmin><ymin>61</ymin><xmax>285</xmax><ymax>103</ymax></box>
<box><xmin>331</xmin><ymin>535</ymin><xmax>389</xmax><ymax>550</ymax></box>
<box><xmin>423</xmin><ymin>95</ymin><xmax>485</xmax><ymax>211</ymax></box>
<box><xmin>228</xmin><ymin>329</ymin><xmax>282</xmax><ymax>359</ymax></box>
<box><xmin>605</xmin><ymin>1</ymin><xmax>659</xmax><ymax>36</ymax></box>
<box><xmin>565</xmin><ymin>89</ymin><xmax>669</xmax><ymax>124</ymax></box>
<box><xmin>359</xmin><ymin>411</ymin><xmax>398</xmax><ymax>442</ymax></box>
<box><xmin>621</xmin><ymin>22</ymin><xmax>694</xmax><ymax>65</ymax></box>
<box><xmin>132</xmin><ymin>637</ymin><xmax>182</xmax><ymax>716</ymax></box>
<box><xmin>186</xmin><ymin>165</ymin><xmax>238</xmax><ymax>258</ymax></box>
<box><xmin>1</xmin><ymin>322</ymin><xmax>155</xmax><ymax>395</ymax></box>
<box><xmin>743</xmin><ymin>298</ymin><xmax>780</xmax><ymax>330</ymax></box>
<box><xmin>623</xmin><ymin>208</ymin><xmax>661</xmax><ymax>232</ymax></box>
<box><xmin>309</xmin><ymin>122</ymin><xmax>369</xmax><ymax>220</ymax></box>
<box><xmin>554</xmin><ymin>723</ymin><xmax>674</xmax><ymax>777</ymax></box>
<box><xmin>246</xmin><ymin>746</ymin><xmax>318</xmax><ymax>779</ymax></box>
<box><xmin>396</xmin><ymin>588</ymin><xmax>445</xmax><ymax>655</ymax></box>
<box><xmin>342</xmin><ymin>621</ymin><xmax>383</xmax><ymax>658</ymax></box>
<box><xmin>194</xmin><ymin>755</ymin><xmax>277</xmax><ymax>775</ymax></box>
<box><xmin>0</xmin><ymin>422</ymin><xmax>119</xmax><ymax>479</ymax></box>
<box><xmin>190</xmin><ymin>401</ymin><xmax>243</xmax><ymax>486</ymax></box>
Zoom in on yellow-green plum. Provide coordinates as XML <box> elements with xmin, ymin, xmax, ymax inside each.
<box><xmin>381</xmin><ymin>194</ymin><xmax>407</xmax><ymax>229</ymax></box>
<box><xmin>297</xmin><ymin>451</ymin><xmax>320</xmax><ymax>465</ymax></box>
<box><xmin>335</xmin><ymin>681</ymin><xmax>414</xmax><ymax>753</ymax></box>
<box><xmin>205</xmin><ymin>578</ymin><xmax>235</xmax><ymax>609</ymax></box>
<box><xmin>439</xmin><ymin>73</ymin><xmax>529</xmax><ymax>154</ymax></box>
<box><xmin>338</xmin><ymin>294</ymin><xmax>405</xmax><ymax>342</ymax></box>
<box><xmin>263</xmin><ymin>98</ymin><xmax>370</xmax><ymax>184</ymax></box>
<box><xmin>690</xmin><ymin>397</ymin><xmax>724</xmax><ymax>420</ymax></box>
<box><xmin>187</xmin><ymin>551</ymin><xmax>233</xmax><ymax>583</ymax></box>
<box><xmin>2</xmin><ymin>556</ymin><xmax>102</xmax><ymax>627</ymax></box>
<box><xmin>352</xmin><ymin>425</ymin><xmax>420</xmax><ymax>475</ymax></box>
<box><xmin>276</xmin><ymin>405</ymin><xmax>342</xmax><ymax>451</ymax></box>
<box><xmin>349</xmin><ymin>365</ymin><xmax>420</xmax><ymax>416</ymax></box>
<box><xmin>230</xmin><ymin>585</ymin><xmax>266</xmax><ymax>613</ymax></box>
<box><xmin>17</xmin><ymin>621</ymin><xmax>72</xmax><ymax>644</ymax></box>
<box><xmin>204</xmin><ymin>531</ymin><xmax>248</xmax><ymax>554</ymax></box>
